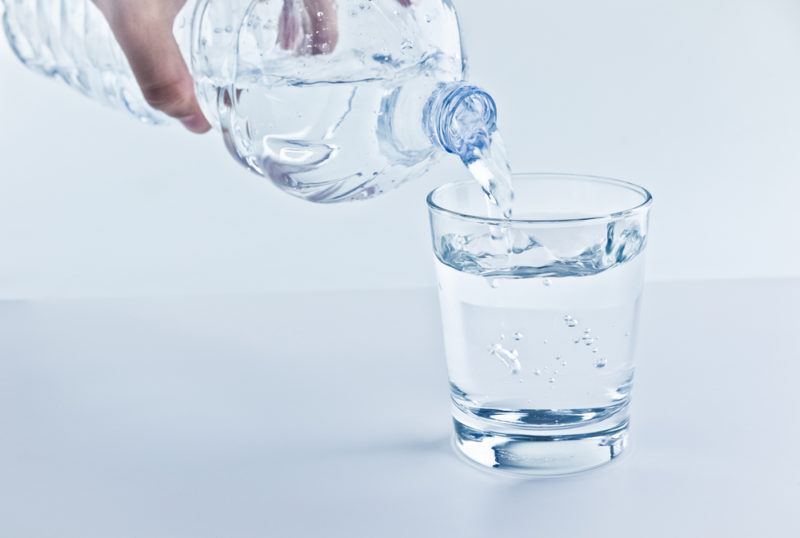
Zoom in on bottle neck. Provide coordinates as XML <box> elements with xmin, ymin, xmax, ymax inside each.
<box><xmin>424</xmin><ymin>82</ymin><xmax>499</xmax><ymax>161</ymax></box>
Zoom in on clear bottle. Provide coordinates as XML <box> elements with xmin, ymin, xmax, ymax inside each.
<box><xmin>2</xmin><ymin>0</ymin><xmax>501</xmax><ymax>203</ymax></box>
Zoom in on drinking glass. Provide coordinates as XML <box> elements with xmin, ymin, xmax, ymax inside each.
<box><xmin>427</xmin><ymin>173</ymin><xmax>653</xmax><ymax>475</ymax></box>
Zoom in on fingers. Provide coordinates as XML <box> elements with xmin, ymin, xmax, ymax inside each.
<box><xmin>397</xmin><ymin>0</ymin><xmax>413</xmax><ymax>6</ymax></box>
<box><xmin>98</xmin><ymin>2</ymin><xmax>210</xmax><ymax>133</ymax></box>
<box><xmin>278</xmin><ymin>0</ymin><xmax>339</xmax><ymax>55</ymax></box>
<box><xmin>303</xmin><ymin>0</ymin><xmax>338</xmax><ymax>54</ymax></box>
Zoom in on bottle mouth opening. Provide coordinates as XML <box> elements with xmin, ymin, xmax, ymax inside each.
<box><xmin>424</xmin><ymin>83</ymin><xmax>498</xmax><ymax>158</ymax></box>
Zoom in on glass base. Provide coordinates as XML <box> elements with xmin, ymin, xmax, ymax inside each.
<box><xmin>452</xmin><ymin>404</ymin><xmax>629</xmax><ymax>476</ymax></box>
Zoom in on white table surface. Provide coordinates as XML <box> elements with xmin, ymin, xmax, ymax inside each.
<box><xmin>1</xmin><ymin>279</ymin><xmax>798</xmax><ymax>538</ymax></box>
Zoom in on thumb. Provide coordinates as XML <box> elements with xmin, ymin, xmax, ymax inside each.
<box><xmin>104</xmin><ymin>10</ymin><xmax>211</xmax><ymax>133</ymax></box>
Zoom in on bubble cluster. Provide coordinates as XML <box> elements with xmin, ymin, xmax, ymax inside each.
<box><xmin>581</xmin><ymin>329</ymin><xmax>594</xmax><ymax>346</ymax></box>
<box><xmin>489</xmin><ymin>343</ymin><xmax>521</xmax><ymax>374</ymax></box>
<box><xmin>563</xmin><ymin>315</ymin><xmax>579</xmax><ymax>328</ymax></box>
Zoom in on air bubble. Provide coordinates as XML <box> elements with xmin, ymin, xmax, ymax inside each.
<box><xmin>489</xmin><ymin>279</ymin><xmax>500</xmax><ymax>289</ymax></box>
<box><xmin>592</xmin><ymin>348</ymin><xmax>598</xmax><ymax>354</ymax></box>
<box><xmin>512</xmin><ymin>332</ymin><xmax>524</xmax><ymax>341</ymax></box>
<box><xmin>564</xmin><ymin>315</ymin><xmax>579</xmax><ymax>328</ymax></box>
<box><xmin>533</xmin><ymin>368</ymin><xmax>541</xmax><ymax>376</ymax></box>
<box><xmin>543</xmin><ymin>278</ymin><xmax>551</xmax><ymax>287</ymax></box>
<box><xmin>548</xmin><ymin>377</ymin><xmax>556</xmax><ymax>384</ymax></box>
<box><xmin>317</xmin><ymin>11</ymin><xmax>324</xmax><ymax>17</ymax></box>
<box><xmin>594</xmin><ymin>358</ymin><xmax>608</xmax><ymax>369</ymax></box>
<box><xmin>425</xmin><ymin>14</ymin><xmax>432</xmax><ymax>23</ymax></box>
<box><xmin>401</xmin><ymin>40</ymin><xmax>414</xmax><ymax>50</ymax></box>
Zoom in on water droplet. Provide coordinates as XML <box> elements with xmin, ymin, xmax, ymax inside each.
<box><xmin>592</xmin><ymin>348</ymin><xmax>598</xmax><ymax>354</ymax></box>
<box><xmin>594</xmin><ymin>358</ymin><xmax>608</xmax><ymax>369</ymax></box>
<box><xmin>564</xmin><ymin>315</ymin><xmax>579</xmax><ymax>328</ymax></box>
<box><xmin>489</xmin><ymin>279</ymin><xmax>500</xmax><ymax>289</ymax></box>
<box><xmin>499</xmin><ymin>333</ymin><xmax>506</xmax><ymax>341</ymax></box>
<box><xmin>561</xmin><ymin>361</ymin><xmax>568</xmax><ymax>367</ymax></box>
<box><xmin>533</xmin><ymin>368</ymin><xmax>541</xmax><ymax>376</ymax></box>
<box><xmin>548</xmin><ymin>377</ymin><xmax>556</xmax><ymax>384</ymax></box>
<box><xmin>573</xmin><ymin>338</ymin><xmax>580</xmax><ymax>344</ymax></box>
<box><xmin>543</xmin><ymin>278</ymin><xmax>551</xmax><ymax>287</ymax></box>
<box><xmin>512</xmin><ymin>332</ymin><xmax>524</xmax><ymax>341</ymax></box>
<box><xmin>317</xmin><ymin>10</ymin><xmax>325</xmax><ymax>17</ymax></box>
<box><xmin>553</xmin><ymin>370</ymin><xmax>559</xmax><ymax>375</ymax></box>
<box><xmin>543</xmin><ymin>339</ymin><xmax>548</xmax><ymax>344</ymax></box>
<box><xmin>400</xmin><ymin>40</ymin><xmax>414</xmax><ymax>50</ymax></box>
<box><xmin>425</xmin><ymin>14</ymin><xmax>432</xmax><ymax>23</ymax></box>
<box><xmin>554</xmin><ymin>355</ymin><xmax>561</xmax><ymax>361</ymax></box>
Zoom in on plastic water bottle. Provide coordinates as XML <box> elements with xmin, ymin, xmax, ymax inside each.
<box><xmin>2</xmin><ymin>0</ymin><xmax>506</xmax><ymax>204</ymax></box>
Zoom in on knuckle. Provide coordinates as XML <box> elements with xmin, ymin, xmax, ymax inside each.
<box><xmin>141</xmin><ymin>79</ymin><xmax>192</xmax><ymax>115</ymax></box>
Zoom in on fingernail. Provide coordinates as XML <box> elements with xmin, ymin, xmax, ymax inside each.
<box><xmin>181</xmin><ymin>114</ymin><xmax>212</xmax><ymax>134</ymax></box>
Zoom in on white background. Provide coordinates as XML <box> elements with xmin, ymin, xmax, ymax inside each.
<box><xmin>1</xmin><ymin>0</ymin><xmax>799</xmax><ymax>299</ymax></box>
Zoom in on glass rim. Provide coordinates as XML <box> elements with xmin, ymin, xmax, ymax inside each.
<box><xmin>426</xmin><ymin>172</ymin><xmax>653</xmax><ymax>225</ymax></box>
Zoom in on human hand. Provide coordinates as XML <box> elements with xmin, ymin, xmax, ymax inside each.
<box><xmin>93</xmin><ymin>0</ymin><xmax>210</xmax><ymax>133</ymax></box>
<box><xmin>277</xmin><ymin>0</ymin><xmax>413</xmax><ymax>55</ymax></box>
<box><xmin>93</xmin><ymin>0</ymin><xmax>414</xmax><ymax>134</ymax></box>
